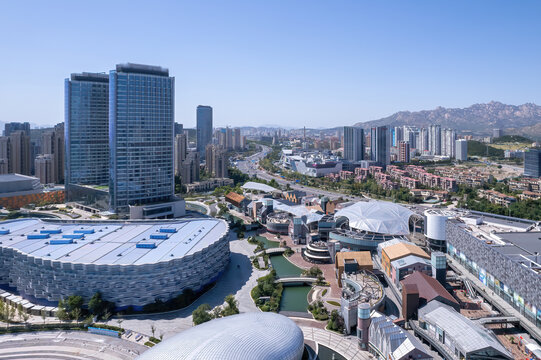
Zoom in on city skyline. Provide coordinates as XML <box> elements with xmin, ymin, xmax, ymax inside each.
<box><xmin>2</xmin><ymin>1</ymin><xmax>541</xmax><ymax>129</ymax></box>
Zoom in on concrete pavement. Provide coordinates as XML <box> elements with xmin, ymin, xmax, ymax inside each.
<box><xmin>113</xmin><ymin>234</ymin><xmax>267</xmax><ymax>339</ymax></box>
<box><xmin>300</xmin><ymin>326</ymin><xmax>371</xmax><ymax>360</ymax></box>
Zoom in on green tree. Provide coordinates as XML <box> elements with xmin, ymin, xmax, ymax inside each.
<box><xmin>88</xmin><ymin>292</ymin><xmax>104</xmax><ymax>317</ymax></box>
<box><xmin>66</xmin><ymin>295</ymin><xmax>84</xmax><ymax>315</ymax></box>
<box><xmin>221</xmin><ymin>294</ymin><xmax>239</xmax><ymax>317</ymax></box>
<box><xmin>192</xmin><ymin>304</ymin><xmax>213</xmax><ymax>325</ymax></box>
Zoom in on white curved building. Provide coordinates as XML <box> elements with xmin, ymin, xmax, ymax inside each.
<box><xmin>424</xmin><ymin>209</ymin><xmax>456</xmax><ymax>252</ymax></box>
<box><xmin>335</xmin><ymin>201</ymin><xmax>414</xmax><ymax>236</ymax></box>
<box><xmin>0</xmin><ymin>218</ymin><xmax>229</xmax><ymax>309</ymax></box>
<box><xmin>330</xmin><ymin>201</ymin><xmax>414</xmax><ymax>251</ymax></box>
<box><xmin>137</xmin><ymin>312</ymin><xmax>305</xmax><ymax>360</ymax></box>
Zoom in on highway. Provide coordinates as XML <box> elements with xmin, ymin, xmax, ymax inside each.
<box><xmin>235</xmin><ymin>145</ymin><xmax>363</xmax><ymax>201</ymax></box>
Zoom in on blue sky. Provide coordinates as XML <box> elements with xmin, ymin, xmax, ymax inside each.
<box><xmin>1</xmin><ymin>1</ymin><xmax>540</xmax><ymax>128</ymax></box>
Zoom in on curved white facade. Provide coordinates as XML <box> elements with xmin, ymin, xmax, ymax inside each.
<box><xmin>137</xmin><ymin>312</ymin><xmax>305</xmax><ymax>360</ymax></box>
<box><xmin>335</xmin><ymin>201</ymin><xmax>414</xmax><ymax>235</ymax></box>
<box><xmin>0</xmin><ymin>219</ymin><xmax>229</xmax><ymax>309</ymax></box>
<box><xmin>424</xmin><ymin>210</ymin><xmax>449</xmax><ymax>241</ymax></box>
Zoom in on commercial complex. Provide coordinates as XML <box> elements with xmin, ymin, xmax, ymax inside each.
<box><xmin>343</xmin><ymin>126</ymin><xmax>364</xmax><ymax>161</ymax></box>
<box><xmin>109</xmin><ymin>63</ymin><xmax>178</xmax><ymax>217</ymax></box>
<box><xmin>196</xmin><ymin>105</ymin><xmax>213</xmax><ymax>157</ymax></box>
<box><xmin>137</xmin><ymin>312</ymin><xmax>305</xmax><ymax>360</ymax></box>
<box><xmin>0</xmin><ymin>218</ymin><xmax>229</xmax><ymax>309</ymax></box>
<box><xmin>441</xmin><ymin>210</ymin><xmax>541</xmax><ymax>330</ymax></box>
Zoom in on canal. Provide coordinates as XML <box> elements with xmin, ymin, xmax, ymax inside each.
<box><xmin>269</xmin><ymin>254</ymin><xmax>310</xmax><ymax>313</ymax></box>
<box><xmin>255</xmin><ymin>235</ymin><xmax>279</xmax><ymax>249</ymax></box>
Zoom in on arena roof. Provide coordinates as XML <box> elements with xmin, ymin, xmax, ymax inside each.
<box><xmin>241</xmin><ymin>181</ymin><xmax>279</xmax><ymax>193</ymax></box>
<box><xmin>0</xmin><ymin>218</ymin><xmax>228</xmax><ymax>266</ymax></box>
<box><xmin>136</xmin><ymin>312</ymin><xmax>304</xmax><ymax>360</ymax></box>
<box><xmin>335</xmin><ymin>201</ymin><xmax>414</xmax><ymax>235</ymax></box>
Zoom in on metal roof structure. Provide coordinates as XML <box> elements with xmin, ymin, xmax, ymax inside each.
<box><xmin>419</xmin><ymin>301</ymin><xmax>512</xmax><ymax>359</ymax></box>
<box><xmin>241</xmin><ymin>181</ymin><xmax>279</xmax><ymax>193</ymax></box>
<box><xmin>272</xmin><ymin>200</ymin><xmax>324</xmax><ymax>224</ymax></box>
<box><xmin>335</xmin><ymin>201</ymin><xmax>414</xmax><ymax>235</ymax></box>
<box><xmin>0</xmin><ymin>218</ymin><xmax>227</xmax><ymax>266</ymax></box>
<box><xmin>136</xmin><ymin>312</ymin><xmax>304</xmax><ymax>360</ymax></box>
<box><xmin>369</xmin><ymin>311</ymin><xmax>431</xmax><ymax>360</ymax></box>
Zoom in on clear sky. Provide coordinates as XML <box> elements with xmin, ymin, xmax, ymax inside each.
<box><xmin>1</xmin><ymin>1</ymin><xmax>540</xmax><ymax>129</ymax></box>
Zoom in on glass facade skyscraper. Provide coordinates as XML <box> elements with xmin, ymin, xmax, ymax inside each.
<box><xmin>65</xmin><ymin>73</ymin><xmax>109</xmax><ymax>187</ymax></box>
<box><xmin>109</xmin><ymin>63</ymin><xmax>175</xmax><ymax>214</ymax></box>
<box><xmin>370</xmin><ymin>126</ymin><xmax>390</xmax><ymax>166</ymax></box>
<box><xmin>524</xmin><ymin>148</ymin><xmax>541</xmax><ymax>178</ymax></box>
<box><xmin>343</xmin><ymin>126</ymin><xmax>364</xmax><ymax>161</ymax></box>
<box><xmin>196</xmin><ymin>105</ymin><xmax>213</xmax><ymax>157</ymax></box>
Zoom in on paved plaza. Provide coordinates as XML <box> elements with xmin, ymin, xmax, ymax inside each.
<box><xmin>0</xmin><ymin>331</ymin><xmax>146</xmax><ymax>360</ymax></box>
<box><xmin>111</xmin><ymin>234</ymin><xmax>267</xmax><ymax>339</ymax></box>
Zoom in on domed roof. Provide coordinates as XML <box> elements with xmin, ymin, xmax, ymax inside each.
<box><xmin>334</xmin><ymin>201</ymin><xmax>414</xmax><ymax>235</ymax></box>
<box><xmin>136</xmin><ymin>312</ymin><xmax>305</xmax><ymax>360</ymax></box>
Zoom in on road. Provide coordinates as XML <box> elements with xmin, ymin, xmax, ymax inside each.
<box><xmin>235</xmin><ymin>145</ymin><xmax>363</xmax><ymax>201</ymax></box>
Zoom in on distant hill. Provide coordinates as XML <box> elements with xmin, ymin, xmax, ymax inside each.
<box><xmin>353</xmin><ymin>101</ymin><xmax>541</xmax><ymax>139</ymax></box>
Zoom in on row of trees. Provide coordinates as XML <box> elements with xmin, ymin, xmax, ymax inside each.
<box><xmin>57</xmin><ymin>292</ymin><xmax>115</xmax><ymax>322</ymax></box>
<box><xmin>192</xmin><ymin>294</ymin><xmax>239</xmax><ymax>325</ymax></box>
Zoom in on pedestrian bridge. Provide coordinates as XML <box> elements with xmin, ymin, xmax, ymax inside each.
<box><xmin>275</xmin><ymin>276</ymin><xmax>318</xmax><ymax>284</ymax></box>
<box><xmin>255</xmin><ymin>247</ymin><xmax>287</xmax><ymax>256</ymax></box>
<box><xmin>475</xmin><ymin>316</ymin><xmax>520</xmax><ymax>325</ymax></box>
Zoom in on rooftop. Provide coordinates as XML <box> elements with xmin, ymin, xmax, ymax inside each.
<box><xmin>335</xmin><ymin>251</ymin><xmax>372</xmax><ymax>268</ymax></box>
<box><xmin>419</xmin><ymin>301</ymin><xmax>511</xmax><ymax>358</ymax></box>
<box><xmin>241</xmin><ymin>181</ymin><xmax>278</xmax><ymax>193</ymax></box>
<box><xmin>401</xmin><ymin>271</ymin><xmax>459</xmax><ymax>307</ymax></box>
<box><xmin>383</xmin><ymin>242</ymin><xmax>430</xmax><ymax>262</ymax></box>
<box><xmin>492</xmin><ymin>231</ymin><xmax>541</xmax><ymax>256</ymax></box>
<box><xmin>136</xmin><ymin>312</ymin><xmax>304</xmax><ymax>360</ymax></box>
<box><xmin>0</xmin><ymin>218</ymin><xmax>227</xmax><ymax>266</ymax></box>
<box><xmin>335</xmin><ymin>200</ymin><xmax>414</xmax><ymax>235</ymax></box>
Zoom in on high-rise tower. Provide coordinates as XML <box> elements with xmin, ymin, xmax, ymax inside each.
<box><xmin>196</xmin><ymin>105</ymin><xmax>213</xmax><ymax>157</ymax></box>
<box><xmin>109</xmin><ymin>63</ymin><xmax>175</xmax><ymax>214</ymax></box>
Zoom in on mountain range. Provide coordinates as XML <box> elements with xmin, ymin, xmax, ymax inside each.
<box><xmin>353</xmin><ymin>101</ymin><xmax>541</xmax><ymax>139</ymax></box>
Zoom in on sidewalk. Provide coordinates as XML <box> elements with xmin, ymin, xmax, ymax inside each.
<box><xmin>300</xmin><ymin>326</ymin><xmax>370</xmax><ymax>360</ymax></box>
<box><xmin>448</xmin><ymin>257</ymin><xmax>541</xmax><ymax>343</ymax></box>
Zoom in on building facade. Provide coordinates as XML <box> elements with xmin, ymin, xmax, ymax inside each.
<box><xmin>455</xmin><ymin>139</ymin><xmax>467</xmax><ymax>161</ymax></box>
<box><xmin>65</xmin><ymin>72</ymin><xmax>110</xmax><ymax>189</ymax></box>
<box><xmin>370</xmin><ymin>126</ymin><xmax>390</xmax><ymax>166</ymax></box>
<box><xmin>524</xmin><ymin>148</ymin><xmax>541</xmax><ymax>178</ymax></box>
<box><xmin>196</xmin><ymin>105</ymin><xmax>213</xmax><ymax>157</ymax></box>
<box><xmin>109</xmin><ymin>63</ymin><xmax>175</xmax><ymax>214</ymax></box>
<box><xmin>343</xmin><ymin>126</ymin><xmax>364</xmax><ymax>162</ymax></box>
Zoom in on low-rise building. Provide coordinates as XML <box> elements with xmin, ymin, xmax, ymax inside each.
<box><xmin>335</xmin><ymin>251</ymin><xmax>373</xmax><ymax>286</ymax></box>
<box><xmin>417</xmin><ymin>301</ymin><xmax>512</xmax><ymax>360</ymax></box>
<box><xmin>368</xmin><ymin>312</ymin><xmax>433</xmax><ymax>360</ymax></box>
<box><xmin>185</xmin><ymin>178</ymin><xmax>234</xmax><ymax>193</ymax></box>
<box><xmin>378</xmin><ymin>239</ymin><xmax>432</xmax><ymax>287</ymax></box>
<box><xmin>478</xmin><ymin>189</ymin><xmax>516</xmax><ymax>207</ymax></box>
<box><xmin>0</xmin><ymin>173</ymin><xmax>64</xmax><ymax>209</ymax></box>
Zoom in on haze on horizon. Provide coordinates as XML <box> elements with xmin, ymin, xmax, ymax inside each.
<box><xmin>1</xmin><ymin>0</ymin><xmax>540</xmax><ymax>129</ymax></box>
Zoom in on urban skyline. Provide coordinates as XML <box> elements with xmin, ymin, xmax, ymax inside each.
<box><xmin>2</xmin><ymin>1</ymin><xmax>541</xmax><ymax>129</ymax></box>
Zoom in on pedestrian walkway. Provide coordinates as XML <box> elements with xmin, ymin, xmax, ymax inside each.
<box><xmin>300</xmin><ymin>326</ymin><xmax>370</xmax><ymax>360</ymax></box>
<box><xmin>448</xmin><ymin>257</ymin><xmax>541</xmax><ymax>343</ymax></box>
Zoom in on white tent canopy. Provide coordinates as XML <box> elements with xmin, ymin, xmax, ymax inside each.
<box><xmin>241</xmin><ymin>181</ymin><xmax>278</xmax><ymax>193</ymax></box>
<box><xmin>335</xmin><ymin>201</ymin><xmax>413</xmax><ymax>235</ymax></box>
